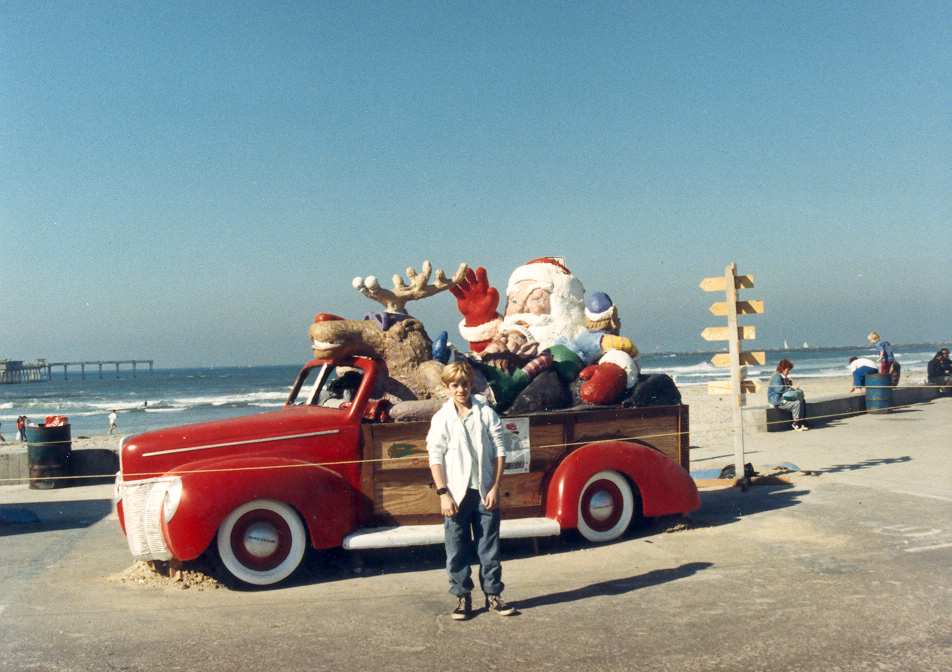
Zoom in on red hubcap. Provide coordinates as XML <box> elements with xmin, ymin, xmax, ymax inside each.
<box><xmin>581</xmin><ymin>479</ymin><xmax>623</xmax><ymax>532</ymax></box>
<box><xmin>230</xmin><ymin>510</ymin><xmax>292</xmax><ymax>571</ymax></box>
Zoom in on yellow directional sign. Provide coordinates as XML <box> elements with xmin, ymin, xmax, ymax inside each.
<box><xmin>698</xmin><ymin>275</ymin><xmax>755</xmax><ymax>292</ymax></box>
<box><xmin>708</xmin><ymin>380</ymin><xmax>757</xmax><ymax>395</ymax></box>
<box><xmin>711</xmin><ymin>351</ymin><xmax>766</xmax><ymax>367</ymax></box>
<box><xmin>701</xmin><ymin>325</ymin><xmax>757</xmax><ymax>342</ymax></box>
<box><xmin>709</xmin><ymin>300</ymin><xmax>765</xmax><ymax>317</ymax></box>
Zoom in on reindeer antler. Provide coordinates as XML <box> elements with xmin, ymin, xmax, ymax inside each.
<box><xmin>353</xmin><ymin>261</ymin><xmax>468</xmax><ymax>314</ymax></box>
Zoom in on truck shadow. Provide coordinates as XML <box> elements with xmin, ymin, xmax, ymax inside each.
<box><xmin>683</xmin><ymin>482</ymin><xmax>810</xmax><ymax>529</ymax></box>
<box><xmin>514</xmin><ymin>562</ymin><xmax>714</xmax><ymax>610</ymax></box>
<box><xmin>0</xmin><ymin>499</ymin><xmax>113</xmax><ymax>537</ymax></box>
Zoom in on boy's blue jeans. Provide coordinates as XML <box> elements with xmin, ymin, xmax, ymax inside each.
<box><xmin>444</xmin><ymin>488</ymin><xmax>504</xmax><ymax>597</ymax></box>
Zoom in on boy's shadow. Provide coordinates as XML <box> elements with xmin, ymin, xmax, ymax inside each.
<box><xmin>515</xmin><ymin>561</ymin><xmax>713</xmax><ymax>610</ymax></box>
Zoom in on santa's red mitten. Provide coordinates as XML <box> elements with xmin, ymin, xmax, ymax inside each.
<box><xmin>451</xmin><ymin>267</ymin><xmax>501</xmax><ymax>351</ymax></box>
<box><xmin>579</xmin><ymin>362</ymin><xmax>627</xmax><ymax>405</ymax></box>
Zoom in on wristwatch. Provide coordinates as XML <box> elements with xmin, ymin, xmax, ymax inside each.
<box><xmin>436</xmin><ymin>487</ymin><xmax>449</xmax><ymax>496</ymax></box>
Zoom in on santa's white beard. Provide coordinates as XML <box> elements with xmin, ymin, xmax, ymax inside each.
<box><xmin>503</xmin><ymin>306</ymin><xmax>587</xmax><ymax>351</ymax></box>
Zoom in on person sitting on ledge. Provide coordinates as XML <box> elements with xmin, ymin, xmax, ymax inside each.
<box><xmin>927</xmin><ymin>348</ymin><xmax>952</xmax><ymax>388</ymax></box>
<box><xmin>849</xmin><ymin>356</ymin><xmax>880</xmax><ymax>393</ymax></box>
<box><xmin>767</xmin><ymin>359</ymin><xmax>808</xmax><ymax>431</ymax></box>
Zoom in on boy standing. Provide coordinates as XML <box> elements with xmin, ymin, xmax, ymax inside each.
<box><xmin>427</xmin><ymin>360</ymin><xmax>516</xmax><ymax>620</ymax></box>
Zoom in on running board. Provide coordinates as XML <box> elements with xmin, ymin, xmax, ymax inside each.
<box><xmin>342</xmin><ymin>517</ymin><xmax>562</xmax><ymax>550</ymax></box>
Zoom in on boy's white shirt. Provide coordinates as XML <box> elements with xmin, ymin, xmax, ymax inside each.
<box><xmin>426</xmin><ymin>394</ymin><xmax>507</xmax><ymax>506</ymax></box>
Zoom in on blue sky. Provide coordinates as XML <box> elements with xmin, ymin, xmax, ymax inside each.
<box><xmin>2</xmin><ymin>1</ymin><xmax>950</xmax><ymax>367</ymax></box>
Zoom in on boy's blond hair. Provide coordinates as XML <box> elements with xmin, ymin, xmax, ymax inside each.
<box><xmin>867</xmin><ymin>330</ymin><xmax>880</xmax><ymax>343</ymax></box>
<box><xmin>441</xmin><ymin>360</ymin><xmax>474</xmax><ymax>387</ymax></box>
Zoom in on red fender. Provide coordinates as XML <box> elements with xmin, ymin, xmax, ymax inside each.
<box><xmin>162</xmin><ymin>456</ymin><xmax>356</xmax><ymax>560</ymax></box>
<box><xmin>545</xmin><ymin>441</ymin><xmax>700</xmax><ymax>529</ymax></box>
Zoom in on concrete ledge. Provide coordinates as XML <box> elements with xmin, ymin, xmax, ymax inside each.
<box><xmin>0</xmin><ymin>450</ymin><xmax>30</xmax><ymax>485</ymax></box>
<box><xmin>752</xmin><ymin>384</ymin><xmax>942</xmax><ymax>432</ymax></box>
<box><xmin>0</xmin><ymin>446</ymin><xmax>117</xmax><ymax>487</ymax></box>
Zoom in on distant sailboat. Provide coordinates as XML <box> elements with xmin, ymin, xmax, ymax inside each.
<box><xmin>803</xmin><ymin>341</ymin><xmax>809</xmax><ymax>349</ymax></box>
<box><xmin>783</xmin><ymin>339</ymin><xmax>789</xmax><ymax>350</ymax></box>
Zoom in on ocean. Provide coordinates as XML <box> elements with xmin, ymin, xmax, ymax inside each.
<box><xmin>0</xmin><ymin>345</ymin><xmax>941</xmax><ymax>438</ymax></box>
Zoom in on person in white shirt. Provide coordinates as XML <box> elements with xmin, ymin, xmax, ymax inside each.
<box><xmin>848</xmin><ymin>357</ymin><xmax>880</xmax><ymax>393</ymax></box>
<box><xmin>427</xmin><ymin>360</ymin><xmax>516</xmax><ymax>620</ymax></box>
<box><xmin>108</xmin><ymin>410</ymin><xmax>118</xmax><ymax>435</ymax></box>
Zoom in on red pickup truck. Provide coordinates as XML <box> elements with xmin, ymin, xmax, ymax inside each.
<box><xmin>116</xmin><ymin>356</ymin><xmax>700</xmax><ymax>587</ymax></box>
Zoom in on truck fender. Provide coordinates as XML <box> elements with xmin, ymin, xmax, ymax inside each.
<box><xmin>161</xmin><ymin>456</ymin><xmax>356</xmax><ymax>561</ymax></box>
<box><xmin>545</xmin><ymin>440</ymin><xmax>700</xmax><ymax>529</ymax></box>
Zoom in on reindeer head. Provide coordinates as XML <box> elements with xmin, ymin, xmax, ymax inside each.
<box><xmin>308</xmin><ymin>313</ymin><xmax>433</xmax><ymax>363</ymax></box>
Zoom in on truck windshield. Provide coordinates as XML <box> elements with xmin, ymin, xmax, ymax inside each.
<box><xmin>286</xmin><ymin>364</ymin><xmax>364</xmax><ymax>408</ymax></box>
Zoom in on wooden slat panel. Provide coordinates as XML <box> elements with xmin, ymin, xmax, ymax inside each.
<box><xmin>374</xmin><ymin>483</ymin><xmax>438</xmax><ymax>517</ymax></box>
<box><xmin>374</xmin><ymin>472</ymin><xmax>544</xmax><ymax>524</ymax></box>
<box><xmin>528</xmin><ymin>422</ymin><xmax>567</xmax><ymax>467</ymax></box>
<box><xmin>572</xmin><ymin>412</ymin><xmax>680</xmax><ymax>462</ymax></box>
<box><xmin>498</xmin><ymin>471</ymin><xmax>544</xmax><ymax>509</ymax></box>
<box><xmin>678</xmin><ymin>405</ymin><xmax>690</xmax><ymax>470</ymax></box>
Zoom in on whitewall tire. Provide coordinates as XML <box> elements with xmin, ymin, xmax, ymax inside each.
<box><xmin>216</xmin><ymin>499</ymin><xmax>306</xmax><ymax>587</ymax></box>
<box><xmin>576</xmin><ymin>471</ymin><xmax>634</xmax><ymax>543</ymax></box>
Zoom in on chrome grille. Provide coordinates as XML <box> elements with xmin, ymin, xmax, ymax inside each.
<box><xmin>120</xmin><ymin>477</ymin><xmax>177</xmax><ymax>561</ymax></box>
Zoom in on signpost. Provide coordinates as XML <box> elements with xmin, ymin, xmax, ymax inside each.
<box><xmin>700</xmin><ymin>262</ymin><xmax>764</xmax><ymax>485</ymax></box>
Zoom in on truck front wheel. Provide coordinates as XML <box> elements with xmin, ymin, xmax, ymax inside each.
<box><xmin>576</xmin><ymin>471</ymin><xmax>635</xmax><ymax>543</ymax></box>
<box><xmin>216</xmin><ymin>499</ymin><xmax>306</xmax><ymax>587</ymax></box>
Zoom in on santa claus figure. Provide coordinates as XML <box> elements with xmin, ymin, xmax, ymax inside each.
<box><xmin>451</xmin><ymin>257</ymin><xmax>584</xmax><ymax>351</ymax></box>
<box><xmin>451</xmin><ymin>258</ymin><xmax>640</xmax><ymax>406</ymax></box>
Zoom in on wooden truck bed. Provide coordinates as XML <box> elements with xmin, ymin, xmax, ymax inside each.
<box><xmin>359</xmin><ymin>404</ymin><xmax>689</xmax><ymax>526</ymax></box>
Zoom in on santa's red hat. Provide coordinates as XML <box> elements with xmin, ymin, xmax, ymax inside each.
<box><xmin>506</xmin><ymin>257</ymin><xmax>584</xmax><ymax>303</ymax></box>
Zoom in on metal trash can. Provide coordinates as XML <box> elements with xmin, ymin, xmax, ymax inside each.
<box><xmin>864</xmin><ymin>373</ymin><xmax>893</xmax><ymax>414</ymax></box>
<box><xmin>25</xmin><ymin>424</ymin><xmax>72</xmax><ymax>489</ymax></box>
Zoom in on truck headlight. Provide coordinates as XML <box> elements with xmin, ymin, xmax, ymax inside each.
<box><xmin>162</xmin><ymin>478</ymin><xmax>183</xmax><ymax>524</ymax></box>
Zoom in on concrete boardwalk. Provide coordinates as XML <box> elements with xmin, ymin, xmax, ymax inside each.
<box><xmin>1</xmin><ymin>398</ymin><xmax>950</xmax><ymax>672</ymax></box>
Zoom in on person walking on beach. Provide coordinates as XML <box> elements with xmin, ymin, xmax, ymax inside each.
<box><xmin>768</xmin><ymin>359</ymin><xmax>808</xmax><ymax>431</ymax></box>
<box><xmin>427</xmin><ymin>360</ymin><xmax>516</xmax><ymax>621</ymax></box>
<box><xmin>867</xmin><ymin>331</ymin><xmax>901</xmax><ymax>386</ymax></box>
<box><xmin>16</xmin><ymin>415</ymin><xmax>26</xmax><ymax>442</ymax></box>
<box><xmin>848</xmin><ymin>356</ymin><xmax>880</xmax><ymax>393</ymax></box>
<box><xmin>108</xmin><ymin>410</ymin><xmax>119</xmax><ymax>435</ymax></box>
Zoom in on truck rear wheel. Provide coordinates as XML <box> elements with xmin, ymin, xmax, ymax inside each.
<box><xmin>216</xmin><ymin>499</ymin><xmax>306</xmax><ymax>587</ymax></box>
<box><xmin>576</xmin><ymin>470</ymin><xmax>634</xmax><ymax>542</ymax></box>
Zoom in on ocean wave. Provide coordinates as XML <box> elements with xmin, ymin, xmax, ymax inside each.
<box><xmin>643</xmin><ymin>361</ymin><xmax>717</xmax><ymax>375</ymax></box>
<box><xmin>170</xmin><ymin>391</ymin><xmax>289</xmax><ymax>407</ymax></box>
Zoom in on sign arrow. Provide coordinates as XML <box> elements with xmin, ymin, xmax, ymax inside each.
<box><xmin>709</xmin><ymin>300</ymin><xmax>765</xmax><ymax>317</ymax></box>
<box><xmin>701</xmin><ymin>326</ymin><xmax>757</xmax><ymax>342</ymax></box>
<box><xmin>699</xmin><ymin>275</ymin><xmax>755</xmax><ymax>292</ymax></box>
<box><xmin>711</xmin><ymin>351</ymin><xmax>766</xmax><ymax>367</ymax></box>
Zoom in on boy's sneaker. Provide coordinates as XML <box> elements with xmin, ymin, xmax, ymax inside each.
<box><xmin>793</xmin><ymin>424</ymin><xmax>809</xmax><ymax>432</ymax></box>
<box><xmin>485</xmin><ymin>594</ymin><xmax>516</xmax><ymax>616</ymax></box>
<box><xmin>451</xmin><ymin>593</ymin><xmax>472</xmax><ymax>621</ymax></box>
